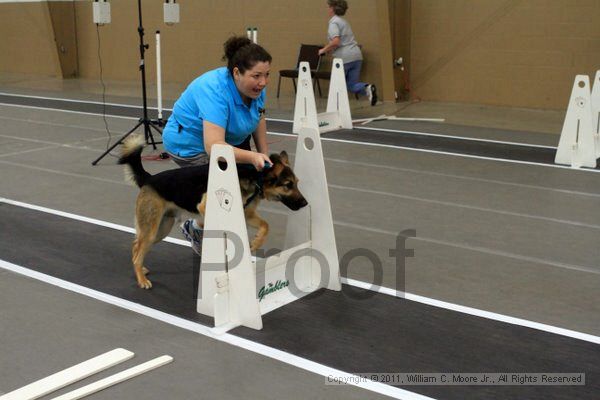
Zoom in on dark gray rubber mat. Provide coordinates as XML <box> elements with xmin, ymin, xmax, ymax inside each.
<box><xmin>1</xmin><ymin>204</ymin><xmax>598</xmax><ymax>400</ymax></box>
<box><xmin>3</xmin><ymin>94</ymin><xmax>596</xmax><ymax>169</ymax></box>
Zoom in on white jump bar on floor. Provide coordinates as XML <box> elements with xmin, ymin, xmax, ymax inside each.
<box><xmin>0</xmin><ymin>348</ymin><xmax>134</xmax><ymax>400</ymax></box>
<box><xmin>50</xmin><ymin>355</ymin><xmax>173</xmax><ymax>400</ymax></box>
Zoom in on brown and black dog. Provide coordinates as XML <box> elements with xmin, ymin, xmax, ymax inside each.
<box><xmin>118</xmin><ymin>134</ymin><xmax>308</xmax><ymax>289</ymax></box>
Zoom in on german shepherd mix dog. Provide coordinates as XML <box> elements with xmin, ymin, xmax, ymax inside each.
<box><xmin>119</xmin><ymin>135</ymin><xmax>308</xmax><ymax>289</ymax></box>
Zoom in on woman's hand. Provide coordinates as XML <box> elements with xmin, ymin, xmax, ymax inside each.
<box><xmin>251</xmin><ymin>152</ymin><xmax>272</xmax><ymax>171</ymax></box>
<box><xmin>319</xmin><ymin>38</ymin><xmax>340</xmax><ymax>56</ymax></box>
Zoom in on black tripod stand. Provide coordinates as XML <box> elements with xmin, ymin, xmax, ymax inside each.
<box><xmin>92</xmin><ymin>0</ymin><xmax>164</xmax><ymax>166</ymax></box>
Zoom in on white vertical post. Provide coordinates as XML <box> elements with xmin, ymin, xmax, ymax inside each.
<box><xmin>326</xmin><ymin>58</ymin><xmax>353</xmax><ymax>129</ymax></box>
<box><xmin>591</xmin><ymin>70</ymin><xmax>600</xmax><ymax>158</ymax></box>
<box><xmin>252</xmin><ymin>27</ymin><xmax>258</xmax><ymax>44</ymax></box>
<box><xmin>197</xmin><ymin>145</ymin><xmax>262</xmax><ymax>331</ymax></box>
<box><xmin>246</xmin><ymin>27</ymin><xmax>252</xmax><ymax>40</ymax></box>
<box><xmin>292</xmin><ymin>62</ymin><xmax>319</xmax><ymax>133</ymax></box>
<box><xmin>284</xmin><ymin>126</ymin><xmax>341</xmax><ymax>291</ymax></box>
<box><xmin>555</xmin><ymin>75</ymin><xmax>597</xmax><ymax>168</ymax></box>
<box><xmin>155</xmin><ymin>31</ymin><xmax>163</xmax><ymax>121</ymax></box>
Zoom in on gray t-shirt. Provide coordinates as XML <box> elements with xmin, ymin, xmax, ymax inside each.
<box><xmin>327</xmin><ymin>15</ymin><xmax>362</xmax><ymax>63</ymax></box>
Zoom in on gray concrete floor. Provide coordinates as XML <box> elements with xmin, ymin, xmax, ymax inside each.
<box><xmin>0</xmin><ymin>271</ymin><xmax>387</xmax><ymax>400</ymax></box>
<box><xmin>0</xmin><ymin>74</ymin><xmax>598</xmax><ymax>399</ymax></box>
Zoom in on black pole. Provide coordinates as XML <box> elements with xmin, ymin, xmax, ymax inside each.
<box><xmin>92</xmin><ymin>0</ymin><xmax>164</xmax><ymax>165</ymax></box>
<box><xmin>137</xmin><ymin>0</ymin><xmax>152</xmax><ymax>145</ymax></box>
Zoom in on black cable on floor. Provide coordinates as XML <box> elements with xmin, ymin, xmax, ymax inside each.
<box><xmin>96</xmin><ymin>23</ymin><xmax>117</xmax><ymax>159</ymax></box>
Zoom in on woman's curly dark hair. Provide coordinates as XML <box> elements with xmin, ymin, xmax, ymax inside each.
<box><xmin>222</xmin><ymin>36</ymin><xmax>272</xmax><ymax>75</ymax></box>
<box><xmin>327</xmin><ymin>0</ymin><xmax>348</xmax><ymax>16</ymax></box>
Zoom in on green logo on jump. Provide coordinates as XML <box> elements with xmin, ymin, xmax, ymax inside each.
<box><xmin>258</xmin><ymin>280</ymin><xmax>290</xmax><ymax>301</ymax></box>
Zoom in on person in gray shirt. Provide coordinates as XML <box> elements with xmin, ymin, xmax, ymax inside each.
<box><xmin>318</xmin><ymin>0</ymin><xmax>378</xmax><ymax>106</ymax></box>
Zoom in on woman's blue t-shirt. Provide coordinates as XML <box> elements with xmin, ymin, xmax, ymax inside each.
<box><xmin>162</xmin><ymin>67</ymin><xmax>265</xmax><ymax>158</ymax></box>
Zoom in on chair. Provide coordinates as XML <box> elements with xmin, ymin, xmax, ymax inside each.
<box><xmin>277</xmin><ymin>44</ymin><xmax>329</xmax><ymax>98</ymax></box>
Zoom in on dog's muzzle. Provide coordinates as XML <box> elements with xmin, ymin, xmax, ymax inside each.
<box><xmin>281</xmin><ymin>195</ymin><xmax>308</xmax><ymax>211</ymax></box>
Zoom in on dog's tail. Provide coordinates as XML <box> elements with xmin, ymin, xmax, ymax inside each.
<box><xmin>118</xmin><ymin>134</ymin><xmax>151</xmax><ymax>187</ymax></box>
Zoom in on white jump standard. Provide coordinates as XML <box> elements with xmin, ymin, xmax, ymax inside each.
<box><xmin>197</xmin><ymin>126</ymin><xmax>341</xmax><ymax>333</ymax></box>
<box><xmin>555</xmin><ymin>74</ymin><xmax>598</xmax><ymax>168</ymax></box>
<box><xmin>591</xmin><ymin>70</ymin><xmax>600</xmax><ymax>159</ymax></box>
<box><xmin>293</xmin><ymin>59</ymin><xmax>353</xmax><ymax>134</ymax></box>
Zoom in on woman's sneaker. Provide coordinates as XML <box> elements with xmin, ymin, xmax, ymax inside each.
<box><xmin>180</xmin><ymin>219</ymin><xmax>203</xmax><ymax>256</ymax></box>
<box><xmin>366</xmin><ymin>84</ymin><xmax>378</xmax><ymax>106</ymax></box>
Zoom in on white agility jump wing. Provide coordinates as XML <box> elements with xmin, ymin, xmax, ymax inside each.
<box><xmin>284</xmin><ymin>126</ymin><xmax>342</xmax><ymax>291</ymax></box>
<box><xmin>197</xmin><ymin>145</ymin><xmax>262</xmax><ymax>331</ymax></box>
<box><xmin>196</xmin><ymin>133</ymin><xmax>341</xmax><ymax>332</ymax></box>
<box><xmin>292</xmin><ymin>61</ymin><xmax>319</xmax><ymax>133</ymax></box>
<box><xmin>591</xmin><ymin>70</ymin><xmax>600</xmax><ymax>158</ymax></box>
<box><xmin>293</xmin><ymin>59</ymin><xmax>353</xmax><ymax>134</ymax></box>
<box><xmin>326</xmin><ymin>58</ymin><xmax>352</xmax><ymax>130</ymax></box>
<box><xmin>555</xmin><ymin>75</ymin><xmax>597</xmax><ymax>168</ymax></box>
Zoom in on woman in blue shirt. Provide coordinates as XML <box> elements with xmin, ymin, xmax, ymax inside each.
<box><xmin>162</xmin><ymin>36</ymin><xmax>273</xmax><ymax>253</ymax></box>
<box><xmin>163</xmin><ymin>36</ymin><xmax>272</xmax><ymax>170</ymax></box>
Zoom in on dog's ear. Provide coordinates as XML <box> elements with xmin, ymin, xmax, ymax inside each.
<box><xmin>269</xmin><ymin>153</ymin><xmax>281</xmax><ymax>164</ymax></box>
<box><xmin>263</xmin><ymin>162</ymin><xmax>278</xmax><ymax>184</ymax></box>
<box><xmin>279</xmin><ymin>151</ymin><xmax>289</xmax><ymax>165</ymax></box>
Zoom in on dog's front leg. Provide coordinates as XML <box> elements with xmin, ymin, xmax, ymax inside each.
<box><xmin>195</xmin><ymin>193</ymin><xmax>207</xmax><ymax>228</ymax></box>
<box><xmin>244</xmin><ymin>208</ymin><xmax>269</xmax><ymax>252</ymax></box>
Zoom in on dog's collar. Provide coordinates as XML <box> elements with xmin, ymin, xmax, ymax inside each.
<box><xmin>244</xmin><ymin>172</ymin><xmax>265</xmax><ymax>209</ymax></box>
